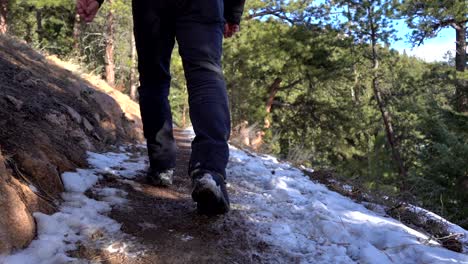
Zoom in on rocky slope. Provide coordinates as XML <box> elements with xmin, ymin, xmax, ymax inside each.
<box><xmin>0</xmin><ymin>35</ymin><xmax>143</xmax><ymax>254</ymax></box>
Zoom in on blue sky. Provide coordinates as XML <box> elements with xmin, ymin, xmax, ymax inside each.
<box><xmin>257</xmin><ymin>1</ymin><xmax>458</xmax><ymax>63</ymax></box>
<box><xmin>391</xmin><ymin>20</ymin><xmax>456</xmax><ymax>62</ymax></box>
<box><xmin>319</xmin><ymin>0</ymin><xmax>457</xmax><ymax>63</ymax></box>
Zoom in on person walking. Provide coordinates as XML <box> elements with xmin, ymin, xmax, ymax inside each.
<box><xmin>77</xmin><ymin>0</ymin><xmax>245</xmax><ymax>215</ymax></box>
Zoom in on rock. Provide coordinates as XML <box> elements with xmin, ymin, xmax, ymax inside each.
<box><xmin>100</xmin><ymin>119</ymin><xmax>118</xmax><ymax>142</ymax></box>
<box><xmin>0</xmin><ymin>183</ymin><xmax>36</xmax><ymax>255</ymax></box>
<box><xmin>94</xmin><ymin>113</ymin><xmax>101</xmax><ymax>122</ymax></box>
<box><xmin>82</xmin><ymin>117</ymin><xmax>94</xmax><ymax>132</ymax></box>
<box><xmin>5</xmin><ymin>95</ymin><xmax>24</xmax><ymax>110</ymax></box>
<box><xmin>64</xmin><ymin>105</ymin><xmax>82</xmax><ymax>124</ymax></box>
<box><xmin>0</xmin><ymin>151</ymin><xmax>36</xmax><ymax>255</ymax></box>
<box><xmin>23</xmin><ymin>78</ymin><xmax>38</xmax><ymax>87</ymax></box>
<box><xmin>13</xmin><ymin>70</ymin><xmax>31</xmax><ymax>83</ymax></box>
<box><xmin>0</xmin><ymin>36</ymin><xmax>144</xmax><ymax>256</ymax></box>
<box><xmin>8</xmin><ymin>176</ymin><xmax>55</xmax><ymax>215</ymax></box>
<box><xmin>0</xmin><ymin>151</ymin><xmax>7</xmax><ymax>180</ymax></box>
<box><xmin>70</xmin><ymin>129</ymin><xmax>95</xmax><ymax>150</ymax></box>
<box><xmin>16</xmin><ymin>151</ymin><xmax>64</xmax><ymax>198</ymax></box>
<box><xmin>92</xmin><ymin>132</ymin><xmax>102</xmax><ymax>141</ymax></box>
<box><xmin>45</xmin><ymin>111</ymin><xmax>68</xmax><ymax>127</ymax></box>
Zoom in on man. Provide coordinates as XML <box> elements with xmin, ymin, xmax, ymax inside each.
<box><xmin>77</xmin><ymin>0</ymin><xmax>245</xmax><ymax>215</ymax></box>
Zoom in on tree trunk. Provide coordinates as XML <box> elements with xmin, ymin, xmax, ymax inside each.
<box><xmin>372</xmin><ymin>78</ymin><xmax>407</xmax><ymax>180</ymax></box>
<box><xmin>182</xmin><ymin>101</ymin><xmax>188</xmax><ymax>128</ymax></box>
<box><xmin>73</xmin><ymin>13</ymin><xmax>82</xmax><ymax>55</ymax></box>
<box><xmin>0</xmin><ymin>0</ymin><xmax>7</xmax><ymax>34</ymax></box>
<box><xmin>454</xmin><ymin>23</ymin><xmax>467</xmax><ymax>112</ymax></box>
<box><xmin>24</xmin><ymin>21</ymin><xmax>32</xmax><ymax>43</ymax></box>
<box><xmin>454</xmin><ymin>23</ymin><xmax>466</xmax><ymax>72</ymax></box>
<box><xmin>36</xmin><ymin>9</ymin><xmax>43</xmax><ymax>44</ymax></box>
<box><xmin>105</xmin><ymin>1</ymin><xmax>115</xmax><ymax>87</ymax></box>
<box><xmin>265</xmin><ymin>77</ymin><xmax>282</xmax><ymax>129</ymax></box>
<box><xmin>352</xmin><ymin>64</ymin><xmax>360</xmax><ymax>102</ymax></box>
<box><xmin>130</xmin><ymin>33</ymin><xmax>138</xmax><ymax>100</ymax></box>
<box><xmin>368</xmin><ymin>7</ymin><xmax>407</xmax><ymax>186</ymax></box>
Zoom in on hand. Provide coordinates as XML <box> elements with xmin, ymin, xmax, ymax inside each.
<box><xmin>77</xmin><ymin>0</ymin><xmax>100</xmax><ymax>23</ymax></box>
<box><xmin>224</xmin><ymin>23</ymin><xmax>240</xmax><ymax>38</ymax></box>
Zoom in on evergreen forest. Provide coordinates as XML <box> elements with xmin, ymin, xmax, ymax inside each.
<box><xmin>1</xmin><ymin>0</ymin><xmax>467</xmax><ymax>228</ymax></box>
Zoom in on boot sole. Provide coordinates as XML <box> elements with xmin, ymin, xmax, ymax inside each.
<box><xmin>192</xmin><ymin>180</ymin><xmax>230</xmax><ymax>215</ymax></box>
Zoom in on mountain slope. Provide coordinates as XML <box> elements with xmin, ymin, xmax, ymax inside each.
<box><xmin>0</xmin><ymin>35</ymin><xmax>142</xmax><ymax>254</ymax></box>
<box><xmin>0</xmin><ymin>35</ymin><xmax>466</xmax><ymax>264</ymax></box>
<box><xmin>2</xmin><ymin>128</ymin><xmax>467</xmax><ymax>264</ymax></box>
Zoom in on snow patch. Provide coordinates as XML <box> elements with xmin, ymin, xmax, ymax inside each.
<box><xmin>408</xmin><ymin>205</ymin><xmax>468</xmax><ymax>252</ymax></box>
<box><xmin>62</xmin><ymin>169</ymin><xmax>99</xmax><ymax>193</ymax></box>
<box><xmin>0</xmin><ymin>148</ymin><xmax>146</xmax><ymax>263</ymax></box>
<box><xmin>95</xmin><ymin>187</ymin><xmax>128</xmax><ymax>205</ymax></box>
<box><xmin>87</xmin><ymin>150</ymin><xmax>146</xmax><ymax>179</ymax></box>
<box><xmin>1</xmin><ymin>192</ymin><xmax>120</xmax><ymax>264</ymax></box>
<box><xmin>180</xmin><ymin>234</ymin><xmax>194</xmax><ymax>242</ymax></box>
<box><xmin>227</xmin><ymin>147</ymin><xmax>468</xmax><ymax>263</ymax></box>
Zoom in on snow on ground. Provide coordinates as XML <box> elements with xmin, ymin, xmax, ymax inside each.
<box><xmin>227</xmin><ymin>147</ymin><xmax>468</xmax><ymax>264</ymax></box>
<box><xmin>1</xmin><ymin>127</ymin><xmax>467</xmax><ymax>264</ymax></box>
<box><xmin>407</xmin><ymin>205</ymin><xmax>468</xmax><ymax>253</ymax></box>
<box><xmin>0</xmin><ymin>147</ymin><xmax>147</xmax><ymax>264</ymax></box>
<box><xmin>178</xmin><ymin>127</ymin><xmax>468</xmax><ymax>263</ymax></box>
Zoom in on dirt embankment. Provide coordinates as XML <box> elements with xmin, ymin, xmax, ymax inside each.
<box><xmin>0</xmin><ymin>35</ymin><xmax>143</xmax><ymax>254</ymax></box>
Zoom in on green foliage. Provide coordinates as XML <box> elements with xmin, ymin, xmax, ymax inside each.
<box><xmin>169</xmin><ymin>49</ymin><xmax>189</xmax><ymax>127</ymax></box>
<box><xmin>223</xmin><ymin>0</ymin><xmax>467</xmax><ymax>226</ymax></box>
<box><xmin>333</xmin><ymin>0</ymin><xmax>398</xmax><ymax>45</ymax></box>
<box><xmin>398</xmin><ymin>0</ymin><xmax>468</xmax><ymax>44</ymax></box>
<box><xmin>410</xmin><ymin>107</ymin><xmax>468</xmax><ymax>225</ymax></box>
<box><xmin>9</xmin><ymin>0</ymin><xmax>76</xmax><ymax>55</ymax></box>
<box><xmin>5</xmin><ymin>0</ymin><xmax>467</xmax><ymax>227</ymax></box>
<box><xmin>78</xmin><ymin>0</ymin><xmax>133</xmax><ymax>87</ymax></box>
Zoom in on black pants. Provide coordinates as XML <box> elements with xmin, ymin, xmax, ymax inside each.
<box><xmin>133</xmin><ymin>0</ymin><xmax>231</xmax><ymax>177</ymax></box>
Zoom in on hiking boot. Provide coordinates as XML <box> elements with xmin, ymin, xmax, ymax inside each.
<box><xmin>191</xmin><ymin>170</ymin><xmax>230</xmax><ymax>215</ymax></box>
<box><xmin>147</xmin><ymin>168</ymin><xmax>174</xmax><ymax>187</ymax></box>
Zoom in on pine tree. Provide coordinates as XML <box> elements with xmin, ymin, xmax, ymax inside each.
<box><xmin>333</xmin><ymin>0</ymin><xmax>408</xmax><ymax>187</ymax></box>
<box><xmin>104</xmin><ymin>0</ymin><xmax>115</xmax><ymax>86</ymax></box>
<box><xmin>0</xmin><ymin>0</ymin><xmax>7</xmax><ymax>34</ymax></box>
<box><xmin>399</xmin><ymin>0</ymin><xmax>468</xmax><ymax>111</ymax></box>
<box><xmin>129</xmin><ymin>33</ymin><xmax>138</xmax><ymax>100</ymax></box>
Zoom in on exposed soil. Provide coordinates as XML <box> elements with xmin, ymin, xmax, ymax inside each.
<box><xmin>0</xmin><ymin>35</ymin><xmax>142</xmax><ymax>198</ymax></box>
<box><xmin>73</xmin><ymin>128</ymin><xmax>262</xmax><ymax>264</ymax></box>
<box><xmin>0</xmin><ymin>35</ymin><xmax>142</xmax><ymax>254</ymax></box>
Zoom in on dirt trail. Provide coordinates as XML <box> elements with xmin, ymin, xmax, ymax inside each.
<box><xmin>77</xmin><ymin>128</ymin><xmax>259</xmax><ymax>264</ymax></box>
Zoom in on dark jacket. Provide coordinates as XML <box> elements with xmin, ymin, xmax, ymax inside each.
<box><xmin>224</xmin><ymin>0</ymin><xmax>246</xmax><ymax>24</ymax></box>
<box><xmin>97</xmin><ymin>0</ymin><xmax>245</xmax><ymax>25</ymax></box>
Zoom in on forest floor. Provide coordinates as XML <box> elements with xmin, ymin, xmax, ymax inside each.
<box><xmin>69</xmin><ymin>128</ymin><xmax>256</xmax><ymax>264</ymax></box>
<box><xmin>2</xmin><ymin>127</ymin><xmax>468</xmax><ymax>264</ymax></box>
